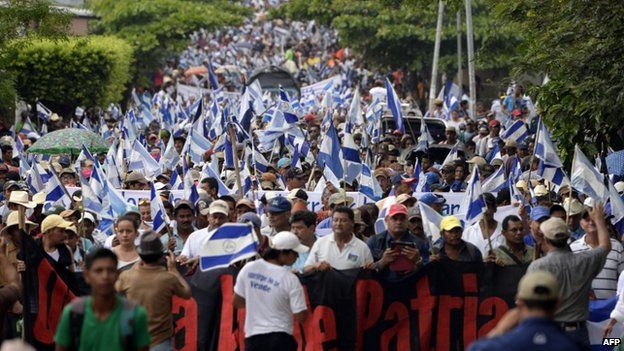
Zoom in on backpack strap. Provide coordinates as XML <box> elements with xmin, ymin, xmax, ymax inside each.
<box><xmin>69</xmin><ymin>297</ymin><xmax>87</xmax><ymax>351</ymax></box>
<box><xmin>497</xmin><ymin>245</ymin><xmax>524</xmax><ymax>265</ymax></box>
<box><xmin>119</xmin><ymin>298</ymin><xmax>137</xmax><ymax>351</ymax></box>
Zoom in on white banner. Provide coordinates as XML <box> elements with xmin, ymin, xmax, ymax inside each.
<box><xmin>67</xmin><ymin>187</ymin><xmax>518</xmax><ymax>219</ymax></box>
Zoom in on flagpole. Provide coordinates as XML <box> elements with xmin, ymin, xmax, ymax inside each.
<box><xmin>428</xmin><ymin>0</ymin><xmax>445</xmax><ymax>112</ymax></box>
<box><xmin>457</xmin><ymin>11</ymin><xmax>463</xmax><ymax>91</ymax></box>
<box><xmin>227</xmin><ymin>125</ymin><xmax>244</xmax><ymax>197</ymax></box>
<box><xmin>465</xmin><ymin>0</ymin><xmax>477</xmax><ymax>120</ymax></box>
<box><xmin>527</xmin><ymin>117</ymin><xmax>541</xmax><ymax>190</ymax></box>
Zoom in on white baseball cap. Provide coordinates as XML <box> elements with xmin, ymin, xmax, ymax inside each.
<box><xmin>615</xmin><ymin>181</ymin><xmax>624</xmax><ymax>194</ymax></box>
<box><xmin>270</xmin><ymin>231</ymin><xmax>309</xmax><ymax>253</ymax></box>
<box><xmin>209</xmin><ymin>200</ymin><xmax>229</xmax><ymax>216</ymax></box>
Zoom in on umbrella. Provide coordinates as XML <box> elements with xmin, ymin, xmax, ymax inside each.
<box><xmin>28</xmin><ymin>128</ymin><xmax>109</xmax><ymax>155</ymax></box>
<box><xmin>606</xmin><ymin>150</ymin><xmax>624</xmax><ymax>176</ymax></box>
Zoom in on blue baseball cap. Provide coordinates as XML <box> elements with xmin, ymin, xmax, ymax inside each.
<box><xmin>267</xmin><ymin>196</ymin><xmax>292</xmax><ymax>213</ymax></box>
<box><xmin>237</xmin><ymin>212</ymin><xmax>261</xmax><ymax>228</ymax></box>
<box><xmin>530</xmin><ymin>206</ymin><xmax>550</xmax><ymax>222</ymax></box>
<box><xmin>420</xmin><ymin>193</ymin><xmax>446</xmax><ymax>206</ymax></box>
<box><xmin>277</xmin><ymin>157</ymin><xmax>291</xmax><ymax>169</ymax></box>
<box><xmin>425</xmin><ymin>172</ymin><xmax>441</xmax><ymax>185</ymax></box>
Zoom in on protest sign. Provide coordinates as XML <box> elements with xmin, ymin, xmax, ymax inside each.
<box><xmin>173</xmin><ymin>261</ymin><xmax>527</xmax><ymax>351</ymax></box>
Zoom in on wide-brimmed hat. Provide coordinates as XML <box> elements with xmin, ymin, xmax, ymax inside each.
<box><xmin>0</xmin><ymin>211</ymin><xmax>36</xmax><ymax>236</ymax></box>
<box><xmin>9</xmin><ymin>191</ymin><xmax>36</xmax><ymax>209</ymax></box>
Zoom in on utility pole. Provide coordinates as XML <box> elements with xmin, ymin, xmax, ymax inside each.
<box><xmin>428</xmin><ymin>0</ymin><xmax>445</xmax><ymax>113</ymax></box>
<box><xmin>465</xmin><ymin>0</ymin><xmax>476</xmax><ymax>120</ymax></box>
<box><xmin>456</xmin><ymin>11</ymin><xmax>463</xmax><ymax>92</ymax></box>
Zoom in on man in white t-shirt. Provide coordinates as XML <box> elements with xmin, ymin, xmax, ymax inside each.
<box><xmin>462</xmin><ymin>193</ymin><xmax>503</xmax><ymax>256</ymax></box>
<box><xmin>178</xmin><ymin>200</ymin><xmax>229</xmax><ymax>266</ymax></box>
<box><xmin>234</xmin><ymin>231</ymin><xmax>308</xmax><ymax>351</ymax></box>
<box><xmin>303</xmin><ymin>206</ymin><xmax>373</xmax><ymax>273</ymax></box>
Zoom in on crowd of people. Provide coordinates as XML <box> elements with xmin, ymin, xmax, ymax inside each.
<box><xmin>1</xmin><ymin>1</ymin><xmax>624</xmax><ymax>351</ymax></box>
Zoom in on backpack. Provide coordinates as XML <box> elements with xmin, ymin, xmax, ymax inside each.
<box><xmin>68</xmin><ymin>296</ymin><xmax>137</xmax><ymax>351</ymax></box>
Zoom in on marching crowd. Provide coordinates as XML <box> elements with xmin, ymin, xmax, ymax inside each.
<box><xmin>1</xmin><ymin>2</ymin><xmax>624</xmax><ymax>351</ymax></box>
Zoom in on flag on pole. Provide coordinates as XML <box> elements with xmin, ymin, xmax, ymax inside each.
<box><xmin>535</xmin><ymin>120</ymin><xmax>567</xmax><ymax>186</ymax></box>
<box><xmin>418</xmin><ymin>202</ymin><xmax>444</xmax><ymax>242</ymax></box>
<box><xmin>150</xmin><ymin>182</ymin><xmax>168</xmax><ymax>233</ymax></box>
<box><xmin>317</xmin><ymin>124</ymin><xmax>344</xmax><ymax>179</ymax></box>
<box><xmin>385</xmin><ymin>78</ymin><xmax>404</xmax><ymax>133</ymax></box>
<box><xmin>459</xmin><ymin>168</ymin><xmax>486</xmax><ymax>225</ymax></box>
<box><xmin>128</xmin><ymin>140</ymin><xmax>161</xmax><ymax>179</ymax></box>
<box><xmin>198</xmin><ymin>223</ymin><xmax>258</xmax><ymax>271</ymax></box>
<box><xmin>36</xmin><ymin>101</ymin><xmax>52</xmax><ymax>122</ymax></box>
<box><xmin>482</xmin><ymin>165</ymin><xmax>507</xmax><ymax>193</ymax></box>
<box><xmin>571</xmin><ymin>145</ymin><xmax>608</xmax><ymax>202</ymax></box>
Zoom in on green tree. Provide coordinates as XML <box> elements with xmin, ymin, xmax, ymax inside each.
<box><xmin>7</xmin><ymin>36</ymin><xmax>133</xmax><ymax>116</ymax></box>
<box><xmin>490</xmin><ymin>0</ymin><xmax>624</xmax><ymax>163</ymax></box>
<box><xmin>88</xmin><ymin>0</ymin><xmax>251</xmax><ymax>86</ymax></box>
<box><xmin>0</xmin><ymin>0</ymin><xmax>70</xmax><ymax>120</ymax></box>
<box><xmin>273</xmin><ymin>0</ymin><xmax>521</xmax><ymax>73</ymax></box>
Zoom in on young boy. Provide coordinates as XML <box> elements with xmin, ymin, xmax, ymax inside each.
<box><xmin>54</xmin><ymin>248</ymin><xmax>151</xmax><ymax>351</ymax></box>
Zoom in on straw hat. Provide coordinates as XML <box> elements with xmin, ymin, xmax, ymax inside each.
<box><xmin>8</xmin><ymin>191</ymin><xmax>36</xmax><ymax>209</ymax></box>
<box><xmin>0</xmin><ymin>211</ymin><xmax>36</xmax><ymax>236</ymax></box>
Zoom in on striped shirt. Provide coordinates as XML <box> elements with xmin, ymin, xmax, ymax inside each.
<box><xmin>570</xmin><ymin>236</ymin><xmax>624</xmax><ymax>299</ymax></box>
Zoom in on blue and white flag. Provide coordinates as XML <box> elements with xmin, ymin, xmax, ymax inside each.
<box><xmin>418</xmin><ymin>201</ymin><xmax>444</xmax><ymax>242</ymax></box>
<box><xmin>317</xmin><ymin>124</ymin><xmax>344</xmax><ymax>179</ymax></box>
<box><xmin>416</xmin><ymin>118</ymin><xmax>434</xmax><ymax>153</ymax></box>
<box><xmin>44</xmin><ymin>171</ymin><xmax>71</xmax><ymax>208</ymax></box>
<box><xmin>36</xmin><ymin>101</ymin><xmax>52</xmax><ymax>122</ymax></box>
<box><xmin>128</xmin><ymin>140</ymin><xmax>161</xmax><ymax>179</ymax></box>
<box><xmin>347</xmin><ymin>89</ymin><xmax>363</xmax><ymax>127</ymax></box>
<box><xmin>79</xmin><ymin>171</ymin><xmax>103</xmax><ymax>214</ymax></box>
<box><xmin>202</xmin><ymin>160</ymin><xmax>231</xmax><ymax>197</ymax></box>
<box><xmin>486</xmin><ymin>143</ymin><xmax>502</xmax><ymax>164</ymax></box>
<box><xmin>168</xmin><ymin>169</ymin><xmax>184</xmax><ymax>190</ymax></box>
<box><xmin>459</xmin><ymin>168</ymin><xmax>486</xmax><ymax>225</ymax></box>
<box><xmin>20</xmin><ymin>117</ymin><xmax>40</xmax><ymax>139</ymax></box>
<box><xmin>571</xmin><ymin>145</ymin><xmax>608</xmax><ymax>202</ymax></box>
<box><xmin>442</xmin><ymin>143</ymin><xmax>460</xmax><ymax>166</ymax></box>
<box><xmin>185</xmin><ymin>129</ymin><xmax>213</xmax><ymax>164</ymax></box>
<box><xmin>279</xmin><ymin>87</ymin><xmax>299</xmax><ymax>124</ymax></box>
<box><xmin>385</xmin><ymin>78</ymin><xmax>404</xmax><ymax>133</ymax></box>
<box><xmin>198</xmin><ymin>223</ymin><xmax>258</xmax><ymax>272</ymax></box>
<box><xmin>608</xmin><ymin>180</ymin><xmax>624</xmax><ymax>224</ymax></box>
<box><xmin>535</xmin><ymin>120</ymin><xmax>567</xmax><ymax>186</ymax></box>
<box><xmin>501</xmin><ymin>120</ymin><xmax>529</xmax><ymax>143</ymax></box>
<box><xmin>26</xmin><ymin>162</ymin><xmax>47</xmax><ymax>193</ymax></box>
<box><xmin>159</xmin><ymin>134</ymin><xmax>180</xmax><ymax>171</ymax></box>
<box><xmin>342</xmin><ymin>122</ymin><xmax>362</xmax><ymax>185</ymax></box>
<box><xmin>150</xmin><ymin>182</ymin><xmax>168</xmax><ymax>233</ymax></box>
<box><xmin>482</xmin><ymin>165</ymin><xmax>507</xmax><ymax>193</ymax></box>
<box><xmin>359</xmin><ymin>164</ymin><xmax>383</xmax><ymax>201</ymax></box>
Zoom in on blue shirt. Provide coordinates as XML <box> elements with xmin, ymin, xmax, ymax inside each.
<box><xmin>467</xmin><ymin>317</ymin><xmax>581</xmax><ymax>351</ymax></box>
<box><xmin>317</xmin><ymin>217</ymin><xmax>332</xmax><ymax>229</ymax></box>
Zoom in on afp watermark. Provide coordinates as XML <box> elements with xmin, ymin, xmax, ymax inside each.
<box><xmin>603</xmin><ymin>338</ymin><xmax>622</xmax><ymax>346</ymax></box>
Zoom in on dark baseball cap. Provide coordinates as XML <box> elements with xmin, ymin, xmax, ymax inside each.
<box><xmin>267</xmin><ymin>197</ymin><xmax>292</xmax><ymax>213</ymax></box>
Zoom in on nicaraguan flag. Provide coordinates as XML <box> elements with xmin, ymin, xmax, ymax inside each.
<box><xmin>385</xmin><ymin>78</ymin><xmax>404</xmax><ymax>133</ymax></box>
<box><xmin>342</xmin><ymin>122</ymin><xmax>362</xmax><ymax>185</ymax></box>
<box><xmin>418</xmin><ymin>202</ymin><xmax>443</xmax><ymax>242</ymax></box>
<box><xmin>571</xmin><ymin>145</ymin><xmax>608</xmax><ymax>202</ymax></box>
<box><xmin>442</xmin><ymin>143</ymin><xmax>460</xmax><ymax>166</ymax></box>
<box><xmin>128</xmin><ymin>140</ymin><xmax>161</xmax><ymax>179</ymax></box>
<box><xmin>501</xmin><ymin>120</ymin><xmax>529</xmax><ymax>143</ymax></box>
<box><xmin>359</xmin><ymin>164</ymin><xmax>383</xmax><ymax>201</ymax></box>
<box><xmin>416</xmin><ymin>118</ymin><xmax>434</xmax><ymax>153</ymax></box>
<box><xmin>482</xmin><ymin>165</ymin><xmax>507</xmax><ymax>193</ymax></box>
<box><xmin>317</xmin><ymin>123</ymin><xmax>344</xmax><ymax>179</ymax></box>
<box><xmin>535</xmin><ymin>119</ymin><xmax>567</xmax><ymax>186</ymax></box>
<box><xmin>198</xmin><ymin>223</ymin><xmax>258</xmax><ymax>272</ymax></box>
<box><xmin>150</xmin><ymin>182</ymin><xmax>168</xmax><ymax>233</ymax></box>
<box><xmin>459</xmin><ymin>168</ymin><xmax>486</xmax><ymax>226</ymax></box>
<box><xmin>36</xmin><ymin>101</ymin><xmax>52</xmax><ymax>122</ymax></box>
<box><xmin>168</xmin><ymin>169</ymin><xmax>184</xmax><ymax>190</ymax></box>
<box><xmin>202</xmin><ymin>161</ymin><xmax>231</xmax><ymax>197</ymax></box>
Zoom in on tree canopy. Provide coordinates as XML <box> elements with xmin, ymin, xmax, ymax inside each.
<box><xmin>89</xmin><ymin>0</ymin><xmax>251</xmax><ymax>86</ymax></box>
<box><xmin>0</xmin><ymin>0</ymin><xmax>70</xmax><ymax>120</ymax></box>
<box><xmin>273</xmin><ymin>0</ymin><xmax>521</xmax><ymax>73</ymax></box>
<box><xmin>490</xmin><ymin>0</ymin><xmax>624</xmax><ymax>163</ymax></box>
